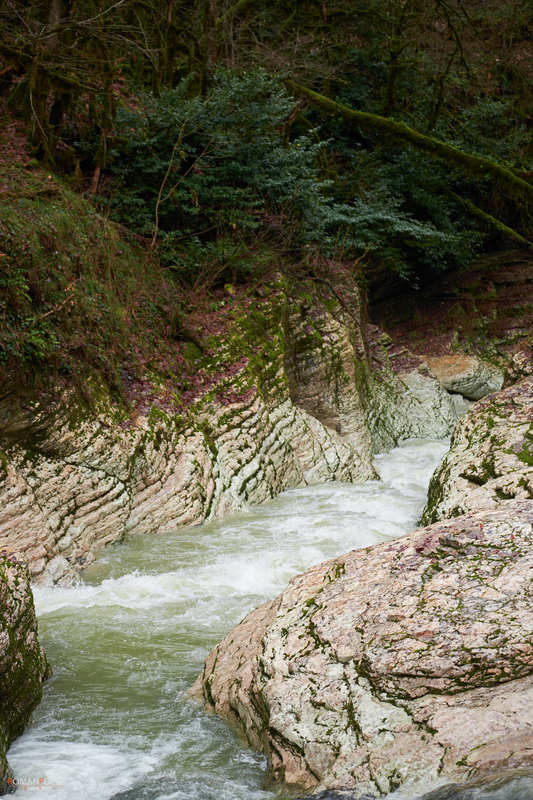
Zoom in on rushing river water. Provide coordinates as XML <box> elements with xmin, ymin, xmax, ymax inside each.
<box><xmin>8</xmin><ymin>438</ymin><xmax>455</xmax><ymax>800</ymax></box>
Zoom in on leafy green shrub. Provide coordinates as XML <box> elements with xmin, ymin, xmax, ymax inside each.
<box><xmin>103</xmin><ymin>68</ymin><xmax>484</xmax><ymax>285</ymax></box>
<box><xmin>103</xmin><ymin>70</ymin><xmax>335</xmax><ymax>279</ymax></box>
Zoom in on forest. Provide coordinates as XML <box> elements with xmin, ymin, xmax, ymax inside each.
<box><xmin>1</xmin><ymin>6</ymin><xmax>533</xmax><ymax>798</ymax></box>
<box><xmin>0</xmin><ymin>0</ymin><xmax>532</xmax><ymax>395</ymax></box>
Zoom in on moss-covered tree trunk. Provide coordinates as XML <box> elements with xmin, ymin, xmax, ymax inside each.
<box><xmin>286</xmin><ymin>80</ymin><xmax>533</xmax><ymax>211</ymax></box>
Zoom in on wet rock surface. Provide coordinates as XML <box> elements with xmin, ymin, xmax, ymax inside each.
<box><xmin>295</xmin><ymin>767</ymin><xmax>533</xmax><ymax>800</ymax></box>
<box><xmin>0</xmin><ymin>555</ymin><xmax>49</xmax><ymax>794</ymax></box>
<box><xmin>422</xmin><ymin>377</ymin><xmax>533</xmax><ymax>524</ymax></box>
<box><xmin>414</xmin><ymin>767</ymin><xmax>533</xmax><ymax>799</ymax></box>
<box><xmin>423</xmin><ymin>355</ymin><xmax>503</xmax><ymax>401</ymax></box>
<box><xmin>195</xmin><ymin>501</ymin><xmax>533</xmax><ymax>799</ymax></box>
<box><xmin>0</xmin><ymin>301</ymin><xmax>454</xmax><ymax>582</ymax></box>
<box><xmin>0</xmin><ymin>391</ymin><xmax>374</xmax><ymax>584</ymax></box>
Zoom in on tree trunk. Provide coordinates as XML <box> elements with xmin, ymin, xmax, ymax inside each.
<box><xmin>286</xmin><ymin>80</ymin><xmax>533</xmax><ymax>208</ymax></box>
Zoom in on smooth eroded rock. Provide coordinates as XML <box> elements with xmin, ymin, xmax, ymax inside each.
<box><xmin>194</xmin><ymin>501</ymin><xmax>533</xmax><ymax>799</ymax></box>
<box><xmin>424</xmin><ymin>355</ymin><xmax>504</xmax><ymax>401</ymax></box>
<box><xmin>295</xmin><ymin>767</ymin><xmax>533</xmax><ymax>800</ymax></box>
<box><xmin>416</xmin><ymin>767</ymin><xmax>533</xmax><ymax>799</ymax></box>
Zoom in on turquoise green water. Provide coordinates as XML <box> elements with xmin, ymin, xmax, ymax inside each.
<box><xmin>8</xmin><ymin>439</ymin><xmax>450</xmax><ymax>799</ymax></box>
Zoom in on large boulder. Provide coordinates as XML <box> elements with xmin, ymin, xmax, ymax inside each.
<box><xmin>0</xmin><ymin>554</ymin><xmax>49</xmax><ymax>793</ymax></box>
<box><xmin>194</xmin><ymin>501</ymin><xmax>533</xmax><ymax>799</ymax></box>
<box><xmin>422</xmin><ymin>376</ymin><xmax>533</xmax><ymax>524</ymax></box>
<box><xmin>423</xmin><ymin>355</ymin><xmax>504</xmax><ymax>401</ymax></box>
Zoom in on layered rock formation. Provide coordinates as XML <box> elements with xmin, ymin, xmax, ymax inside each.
<box><xmin>0</xmin><ymin>391</ymin><xmax>372</xmax><ymax>585</ymax></box>
<box><xmin>422</xmin><ymin>376</ymin><xmax>533</xmax><ymax>524</ymax></box>
<box><xmin>423</xmin><ymin>355</ymin><xmax>503</xmax><ymax>401</ymax></box>
<box><xmin>194</xmin><ymin>500</ymin><xmax>533</xmax><ymax>799</ymax></box>
<box><xmin>0</xmin><ymin>284</ymin><xmax>455</xmax><ymax>583</ymax></box>
<box><xmin>0</xmin><ymin>554</ymin><xmax>49</xmax><ymax>793</ymax></box>
<box><xmin>285</xmin><ymin>307</ymin><xmax>456</xmax><ymax>455</ymax></box>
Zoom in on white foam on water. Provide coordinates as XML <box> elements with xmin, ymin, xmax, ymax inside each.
<box><xmin>34</xmin><ymin>438</ymin><xmax>447</xmax><ymax>619</ymax></box>
<box><xmin>11</xmin><ymin>437</ymin><xmax>450</xmax><ymax>800</ymax></box>
<box><xmin>7</xmin><ymin>738</ymin><xmax>157</xmax><ymax>799</ymax></box>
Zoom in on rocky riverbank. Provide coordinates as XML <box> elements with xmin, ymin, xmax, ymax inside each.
<box><xmin>195</xmin><ymin>362</ymin><xmax>533</xmax><ymax>798</ymax></box>
<box><xmin>0</xmin><ymin>554</ymin><xmax>49</xmax><ymax>793</ymax></box>
<box><xmin>1</xmin><ymin>263</ymin><xmax>528</xmax><ymax>798</ymax></box>
<box><xmin>422</xmin><ymin>376</ymin><xmax>533</xmax><ymax>524</ymax></box>
<box><xmin>0</xmin><ymin>282</ymin><xmax>455</xmax><ymax>584</ymax></box>
<box><xmin>0</xmin><ymin>274</ymin><xmax>460</xmax><ymax>793</ymax></box>
<box><xmin>194</xmin><ymin>499</ymin><xmax>533</xmax><ymax>798</ymax></box>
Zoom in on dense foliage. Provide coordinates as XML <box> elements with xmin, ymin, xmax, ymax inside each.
<box><xmin>0</xmin><ymin>164</ymin><xmax>187</xmax><ymax>395</ymax></box>
<box><xmin>104</xmin><ymin>72</ymin><xmax>333</xmax><ymax>274</ymax></box>
<box><xmin>102</xmin><ymin>69</ymin><xmax>477</xmax><ymax>282</ymax></box>
<box><xmin>0</xmin><ymin>0</ymin><xmax>531</xmax><ymax>388</ymax></box>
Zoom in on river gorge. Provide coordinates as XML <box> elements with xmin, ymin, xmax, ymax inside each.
<box><xmin>1</xmin><ymin>279</ymin><xmax>531</xmax><ymax>800</ymax></box>
<box><xmin>1</xmin><ymin>9</ymin><xmax>533</xmax><ymax>793</ymax></box>
<box><xmin>8</xmin><ymin>438</ymin><xmax>449</xmax><ymax>800</ymax></box>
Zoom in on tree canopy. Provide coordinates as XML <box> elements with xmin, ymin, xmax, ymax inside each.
<box><xmin>1</xmin><ymin>0</ymin><xmax>532</xmax><ymax>282</ymax></box>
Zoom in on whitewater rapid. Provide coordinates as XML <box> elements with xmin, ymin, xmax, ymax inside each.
<box><xmin>8</xmin><ymin>438</ymin><xmax>449</xmax><ymax>800</ymax></box>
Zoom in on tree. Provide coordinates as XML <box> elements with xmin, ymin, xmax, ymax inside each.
<box><xmin>286</xmin><ymin>79</ymin><xmax>533</xmax><ymax>244</ymax></box>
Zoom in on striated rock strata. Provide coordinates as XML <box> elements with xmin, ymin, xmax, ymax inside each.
<box><xmin>422</xmin><ymin>376</ymin><xmax>533</xmax><ymax>524</ymax></box>
<box><xmin>423</xmin><ymin>355</ymin><xmax>503</xmax><ymax>401</ymax></box>
<box><xmin>285</xmin><ymin>309</ymin><xmax>455</xmax><ymax>457</ymax></box>
<box><xmin>0</xmin><ymin>554</ymin><xmax>49</xmax><ymax>793</ymax></box>
<box><xmin>194</xmin><ymin>501</ymin><xmax>533</xmax><ymax>799</ymax></box>
<box><xmin>0</xmin><ymin>286</ymin><xmax>455</xmax><ymax>583</ymax></box>
<box><xmin>0</xmin><ymin>391</ymin><xmax>371</xmax><ymax>585</ymax></box>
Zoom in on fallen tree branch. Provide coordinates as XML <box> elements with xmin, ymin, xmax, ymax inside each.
<box><xmin>448</xmin><ymin>191</ymin><xmax>533</xmax><ymax>249</ymax></box>
<box><xmin>285</xmin><ymin>80</ymin><xmax>533</xmax><ymax>207</ymax></box>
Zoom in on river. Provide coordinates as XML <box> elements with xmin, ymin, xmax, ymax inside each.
<box><xmin>8</xmin><ymin>438</ymin><xmax>451</xmax><ymax>799</ymax></box>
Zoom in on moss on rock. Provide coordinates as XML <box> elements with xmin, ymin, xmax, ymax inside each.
<box><xmin>0</xmin><ymin>555</ymin><xmax>49</xmax><ymax>794</ymax></box>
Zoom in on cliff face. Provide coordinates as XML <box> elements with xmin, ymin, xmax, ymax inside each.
<box><xmin>0</xmin><ymin>282</ymin><xmax>455</xmax><ymax>583</ymax></box>
<box><xmin>0</xmin><ymin>555</ymin><xmax>49</xmax><ymax>793</ymax></box>
<box><xmin>285</xmin><ymin>306</ymin><xmax>456</xmax><ymax>457</ymax></box>
<box><xmin>0</xmin><ymin>391</ymin><xmax>372</xmax><ymax>585</ymax></box>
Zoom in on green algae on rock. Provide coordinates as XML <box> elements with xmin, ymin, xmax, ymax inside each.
<box><xmin>422</xmin><ymin>376</ymin><xmax>533</xmax><ymax>525</ymax></box>
<box><xmin>0</xmin><ymin>279</ymin><xmax>455</xmax><ymax>583</ymax></box>
<box><xmin>0</xmin><ymin>555</ymin><xmax>49</xmax><ymax>794</ymax></box>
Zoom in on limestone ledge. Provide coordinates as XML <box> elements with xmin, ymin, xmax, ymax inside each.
<box><xmin>423</xmin><ymin>355</ymin><xmax>504</xmax><ymax>401</ymax></box>
<box><xmin>0</xmin><ymin>392</ymin><xmax>374</xmax><ymax>584</ymax></box>
<box><xmin>422</xmin><ymin>376</ymin><xmax>533</xmax><ymax>524</ymax></box>
<box><xmin>0</xmin><ymin>555</ymin><xmax>49</xmax><ymax>793</ymax></box>
<box><xmin>194</xmin><ymin>500</ymin><xmax>533</xmax><ymax>799</ymax></box>
<box><xmin>0</xmin><ymin>296</ymin><xmax>456</xmax><ymax>584</ymax></box>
